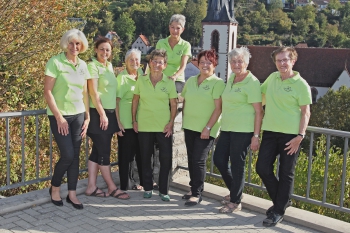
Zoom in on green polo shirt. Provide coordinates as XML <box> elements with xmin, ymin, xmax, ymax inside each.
<box><xmin>156</xmin><ymin>36</ymin><xmax>191</xmax><ymax>82</ymax></box>
<box><xmin>45</xmin><ymin>53</ymin><xmax>90</xmax><ymax>116</ymax></box>
<box><xmin>181</xmin><ymin>74</ymin><xmax>225</xmax><ymax>138</ymax></box>
<box><xmin>87</xmin><ymin>58</ymin><xmax>117</xmax><ymax>109</ymax></box>
<box><xmin>117</xmin><ymin>68</ymin><xmax>144</xmax><ymax>129</ymax></box>
<box><xmin>221</xmin><ymin>72</ymin><xmax>262</xmax><ymax>132</ymax></box>
<box><xmin>134</xmin><ymin>73</ymin><xmax>177</xmax><ymax>132</ymax></box>
<box><xmin>261</xmin><ymin>71</ymin><xmax>312</xmax><ymax>134</ymax></box>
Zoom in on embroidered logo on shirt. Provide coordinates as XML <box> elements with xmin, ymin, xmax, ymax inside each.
<box><xmin>284</xmin><ymin>86</ymin><xmax>292</xmax><ymax>92</ymax></box>
<box><xmin>203</xmin><ymin>85</ymin><xmax>210</xmax><ymax>90</ymax></box>
<box><xmin>233</xmin><ymin>88</ymin><xmax>241</xmax><ymax>92</ymax></box>
<box><xmin>79</xmin><ymin>69</ymin><xmax>86</xmax><ymax>76</ymax></box>
<box><xmin>160</xmin><ymin>87</ymin><xmax>168</xmax><ymax>93</ymax></box>
<box><xmin>176</xmin><ymin>50</ymin><xmax>183</xmax><ymax>56</ymax></box>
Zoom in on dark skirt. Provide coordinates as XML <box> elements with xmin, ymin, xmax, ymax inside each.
<box><xmin>87</xmin><ymin>108</ymin><xmax>119</xmax><ymax>134</ymax></box>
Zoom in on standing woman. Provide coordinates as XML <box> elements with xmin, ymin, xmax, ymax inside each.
<box><xmin>44</xmin><ymin>29</ymin><xmax>90</xmax><ymax>209</ymax></box>
<box><xmin>213</xmin><ymin>47</ymin><xmax>263</xmax><ymax>213</ymax></box>
<box><xmin>181</xmin><ymin>50</ymin><xmax>225</xmax><ymax>206</ymax></box>
<box><xmin>85</xmin><ymin>37</ymin><xmax>129</xmax><ymax>200</ymax></box>
<box><xmin>256</xmin><ymin>47</ymin><xmax>311</xmax><ymax>227</ymax></box>
<box><xmin>156</xmin><ymin>14</ymin><xmax>191</xmax><ymax>93</ymax></box>
<box><xmin>132</xmin><ymin>49</ymin><xmax>177</xmax><ymax>201</ymax></box>
<box><xmin>116</xmin><ymin>48</ymin><xmax>144</xmax><ymax>191</ymax></box>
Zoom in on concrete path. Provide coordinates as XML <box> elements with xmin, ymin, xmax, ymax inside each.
<box><xmin>0</xmin><ymin>187</ymin><xmax>319</xmax><ymax>233</ymax></box>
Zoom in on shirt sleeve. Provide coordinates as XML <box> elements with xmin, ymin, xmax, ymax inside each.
<box><xmin>181</xmin><ymin>79</ymin><xmax>189</xmax><ymax>98</ymax></box>
<box><xmin>116</xmin><ymin>74</ymin><xmax>125</xmax><ymax>99</ymax></box>
<box><xmin>297</xmin><ymin>81</ymin><xmax>312</xmax><ymax>106</ymax></box>
<box><xmin>87</xmin><ymin>62</ymin><xmax>99</xmax><ymax>79</ymax></box>
<box><xmin>134</xmin><ymin>77</ymin><xmax>141</xmax><ymax>95</ymax></box>
<box><xmin>45</xmin><ymin>57</ymin><xmax>59</xmax><ymax>78</ymax></box>
<box><xmin>260</xmin><ymin>74</ymin><xmax>272</xmax><ymax>94</ymax></box>
<box><xmin>212</xmin><ymin>79</ymin><xmax>225</xmax><ymax>99</ymax></box>
<box><xmin>169</xmin><ymin>81</ymin><xmax>178</xmax><ymax>99</ymax></box>
<box><xmin>247</xmin><ymin>79</ymin><xmax>262</xmax><ymax>103</ymax></box>
<box><xmin>183</xmin><ymin>41</ymin><xmax>192</xmax><ymax>57</ymax></box>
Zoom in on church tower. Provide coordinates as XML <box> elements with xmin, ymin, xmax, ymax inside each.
<box><xmin>201</xmin><ymin>0</ymin><xmax>238</xmax><ymax>81</ymax></box>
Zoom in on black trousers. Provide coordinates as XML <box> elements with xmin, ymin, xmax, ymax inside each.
<box><xmin>184</xmin><ymin>129</ymin><xmax>214</xmax><ymax>197</ymax></box>
<box><xmin>256</xmin><ymin>131</ymin><xmax>300</xmax><ymax>215</ymax></box>
<box><xmin>138</xmin><ymin>132</ymin><xmax>172</xmax><ymax>195</ymax></box>
<box><xmin>49</xmin><ymin>113</ymin><xmax>84</xmax><ymax>190</ymax></box>
<box><xmin>117</xmin><ymin>129</ymin><xmax>143</xmax><ymax>190</ymax></box>
<box><xmin>213</xmin><ymin>131</ymin><xmax>252</xmax><ymax>204</ymax></box>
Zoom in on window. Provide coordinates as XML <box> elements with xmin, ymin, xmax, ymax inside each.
<box><xmin>211</xmin><ymin>30</ymin><xmax>219</xmax><ymax>52</ymax></box>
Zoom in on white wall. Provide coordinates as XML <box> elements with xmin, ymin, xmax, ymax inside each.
<box><xmin>331</xmin><ymin>70</ymin><xmax>350</xmax><ymax>91</ymax></box>
<box><xmin>131</xmin><ymin>37</ymin><xmax>149</xmax><ymax>54</ymax></box>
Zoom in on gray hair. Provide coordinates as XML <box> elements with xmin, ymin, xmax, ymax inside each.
<box><xmin>169</xmin><ymin>14</ymin><xmax>186</xmax><ymax>28</ymax></box>
<box><xmin>149</xmin><ymin>49</ymin><xmax>167</xmax><ymax>63</ymax></box>
<box><xmin>60</xmin><ymin>29</ymin><xmax>88</xmax><ymax>53</ymax></box>
<box><xmin>125</xmin><ymin>48</ymin><xmax>141</xmax><ymax>62</ymax></box>
<box><xmin>228</xmin><ymin>47</ymin><xmax>251</xmax><ymax>65</ymax></box>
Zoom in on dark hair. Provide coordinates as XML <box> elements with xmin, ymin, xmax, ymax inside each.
<box><xmin>271</xmin><ymin>46</ymin><xmax>298</xmax><ymax>63</ymax></box>
<box><xmin>94</xmin><ymin>37</ymin><xmax>113</xmax><ymax>61</ymax></box>
<box><xmin>197</xmin><ymin>49</ymin><xmax>218</xmax><ymax>67</ymax></box>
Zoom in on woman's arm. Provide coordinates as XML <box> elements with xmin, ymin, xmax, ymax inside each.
<box><xmin>285</xmin><ymin>105</ymin><xmax>311</xmax><ymax>155</ymax></box>
<box><xmin>250</xmin><ymin>102</ymin><xmax>263</xmax><ymax>151</ymax></box>
<box><xmin>131</xmin><ymin>94</ymin><xmax>140</xmax><ymax>133</ymax></box>
<box><xmin>87</xmin><ymin>79</ymin><xmax>108</xmax><ymax>130</ymax></box>
<box><xmin>163</xmin><ymin>98</ymin><xmax>177</xmax><ymax>137</ymax></box>
<box><xmin>169</xmin><ymin>55</ymin><xmax>189</xmax><ymax>81</ymax></box>
<box><xmin>81</xmin><ymin>81</ymin><xmax>90</xmax><ymax>137</ymax></box>
<box><xmin>44</xmin><ymin>75</ymin><xmax>68</xmax><ymax>136</ymax></box>
<box><xmin>200</xmin><ymin>98</ymin><xmax>222</xmax><ymax>139</ymax></box>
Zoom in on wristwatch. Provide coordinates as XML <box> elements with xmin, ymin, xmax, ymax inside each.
<box><xmin>205</xmin><ymin>125</ymin><xmax>211</xmax><ymax>131</ymax></box>
<box><xmin>297</xmin><ymin>133</ymin><xmax>305</xmax><ymax>139</ymax></box>
<box><xmin>253</xmin><ymin>134</ymin><xmax>259</xmax><ymax>138</ymax></box>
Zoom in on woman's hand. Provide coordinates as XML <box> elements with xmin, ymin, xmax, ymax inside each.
<box><xmin>285</xmin><ymin>136</ymin><xmax>302</xmax><ymax>155</ymax></box>
<box><xmin>117</xmin><ymin>131</ymin><xmax>124</xmax><ymax>136</ymax></box>
<box><xmin>163</xmin><ymin>122</ymin><xmax>174</xmax><ymax>137</ymax></box>
<box><xmin>250</xmin><ymin>136</ymin><xmax>260</xmax><ymax>151</ymax></box>
<box><xmin>117</xmin><ymin>122</ymin><xmax>125</xmax><ymax>136</ymax></box>
<box><xmin>100</xmin><ymin>115</ymin><xmax>108</xmax><ymax>130</ymax></box>
<box><xmin>133</xmin><ymin>122</ymin><xmax>138</xmax><ymax>133</ymax></box>
<box><xmin>81</xmin><ymin>119</ymin><xmax>90</xmax><ymax>137</ymax></box>
<box><xmin>57</xmin><ymin>117</ymin><xmax>69</xmax><ymax>136</ymax></box>
<box><xmin>168</xmin><ymin>76</ymin><xmax>177</xmax><ymax>81</ymax></box>
<box><xmin>200</xmin><ymin>127</ymin><xmax>210</xmax><ymax>139</ymax></box>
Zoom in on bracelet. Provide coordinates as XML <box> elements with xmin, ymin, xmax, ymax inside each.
<box><xmin>132</xmin><ymin>121</ymin><xmax>137</xmax><ymax>124</ymax></box>
<box><xmin>205</xmin><ymin>125</ymin><xmax>211</xmax><ymax>131</ymax></box>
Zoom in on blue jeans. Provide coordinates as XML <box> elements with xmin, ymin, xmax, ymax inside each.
<box><xmin>256</xmin><ymin>131</ymin><xmax>300</xmax><ymax>215</ymax></box>
<box><xmin>213</xmin><ymin>131</ymin><xmax>252</xmax><ymax>204</ymax></box>
<box><xmin>49</xmin><ymin>113</ymin><xmax>84</xmax><ymax>190</ymax></box>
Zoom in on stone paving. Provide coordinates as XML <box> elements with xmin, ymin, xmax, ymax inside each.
<box><xmin>0</xmin><ymin>188</ymin><xmax>320</xmax><ymax>233</ymax></box>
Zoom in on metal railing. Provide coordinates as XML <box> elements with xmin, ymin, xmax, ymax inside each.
<box><xmin>178</xmin><ymin>126</ymin><xmax>350</xmax><ymax>214</ymax></box>
<box><xmin>0</xmin><ymin>109</ymin><xmax>117</xmax><ymax>192</ymax></box>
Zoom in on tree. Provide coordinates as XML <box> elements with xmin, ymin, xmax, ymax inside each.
<box><xmin>115</xmin><ymin>12</ymin><xmax>136</xmax><ymax>50</ymax></box>
<box><xmin>83</xmin><ymin>6</ymin><xmax>115</xmax><ymax>37</ymax></box>
<box><xmin>341</xmin><ymin>16</ymin><xmax>350</xmax><ymax>36</ymax></box>
<box><xmin>182</xmin><ymin>0</ymin><xmax>207</xmax><ymax>45</ymax></box>
<box><xmin>295</xmin><ymin>19</ymin><xmax>310</xmax><ymax>36</ymax></box>
<box><xmin>268</xmin><ymin>0</ymin><xmax>283</xmax><ymax>11</ymax></box>
<box><xmin>328</xmin><ymin>0</ymin><xmax>342</xmax><ymax>10</ymax></box>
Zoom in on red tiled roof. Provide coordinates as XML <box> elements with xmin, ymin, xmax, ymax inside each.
<box><xmin>139</xmin><ymin>35</ymin><xmax>150</xmax><ymax>46</ymax></box>
<box><xmin>246</xmin><ymin>46</ymin><xmax>350</xmax><ymax>87</ymax></box>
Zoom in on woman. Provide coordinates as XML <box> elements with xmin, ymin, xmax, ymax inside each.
<box><xmin>213</xmin><ymin>47</ymin><xmax>263</xmax><ymax>213</ymax></box>
<box><xmin>116</xmin><ymin>48</ymin><xmax>144</xmax><ymax>191</ymax></box>
<box><xmin>156</xmin><ymin>14</ymin><xmax>191</xmax><ymax>93</ymax></box>
<box><xmin>256</xmin><ymin>47</ymin><xmax>311</xmax><ymax>227</ymax></box>
<box><xmin>44</xmin><ymin>29</ymin><xmax>90</xmax><ymax>209</ymax></box>
<box><xmin>132</xmin><ymin>49</ymin><xmax>177</xmax><ymax>201</ymax></box>
<box><xmin>181</xmin><ymin>50</ymin><xmax>225</xmax><ymax>206</ymax></box>
<box><xmin>85</xmin><ymin>37</ymin><xmax>129</xmax><ymax>200</ymax></box>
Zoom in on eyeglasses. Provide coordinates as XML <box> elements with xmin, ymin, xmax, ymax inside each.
<box><xmin>276</xmin><ymin>59</ymin><xmax>291</xmax><ymax>64</ymax></box>
<box><xmin>199</xmin><ymin>61</ymin><xmax>212</xmax><ymax>66</ymax></box>
<box><xmin>99</xmin><ymin>48</ymin><xmax>111</xmax><ymax>52</ymax></box>
<box><xmin>151</xmin><ymin>60</ymin><xmax>165</xmax><ymax>65</ymax></box>
<box><xmin>230</xmin><ymin>60</ymin><xmax>244</xmax><ymax>65</ymax></box>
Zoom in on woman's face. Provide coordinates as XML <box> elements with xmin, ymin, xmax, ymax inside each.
<box><xmin>230</xmin><ymin>56</ymin><xmax>248</xmax><ymax>75</ymax></box>
<box><xmin>125</xmin><ymin>53</ymin><xmax>140</xmax><ymax>72</ymax></box>
<box><xmin>95</xmin><ymin>42</ymin><xmax>111</xmax><ymax>64</ymax></box>
<box><xmin>198</xmin><ymin>56</ymin><xmax>215</xmax><ymax>76</ymax></box>
<box><xmin>275</xmin><ymin>51</ymin><xmax>296</xmax><ymax>75</ymax></box>
<box><xmin>67</xmin><ymin>38</ymin><xmax>82</xmax><ymax>57</ymax></box>
<box><xmin>149</xmin><ymin>56</ymin><xmax>166</xmax><ymax>73</ymax></box>
<box><xmin>169</xmin><ymin>22</ymin><xmax>184</xmax><ymax>39</ymax></box>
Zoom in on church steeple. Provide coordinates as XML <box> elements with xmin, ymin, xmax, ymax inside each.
<box><xmin>202</xmin><ymin>0</ymin><xmax>237</xmax><ymax>23</ymax></box>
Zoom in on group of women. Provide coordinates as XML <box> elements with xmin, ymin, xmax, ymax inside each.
<box><xmin>44</xmin><ymin>13</ymin><xmax>311</xmax><ymax>228</ymax></box>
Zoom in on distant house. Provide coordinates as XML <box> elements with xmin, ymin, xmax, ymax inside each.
<box><xmin>105</xmin><ymin>31</ymin><xmax>123</xmax><ymax>45</ymax></box>
<box><xmin>191</xmin><ymin>46</ymin><xmax>202</xmax><ymax>58</ymax></box>
<box><xmin>331</xmin><ymin>69</ymin><xmax>350</xmax><ymax>90</ymax></box>
<box><xmin>312</xmin><ymin>0</ymin><xmax>329</xmax><ymax>11</ymax></box>
<box><xmin>131</xmin><ymin>34</ymin><xmax>152</xmax><ymax>55</ymax></box>
<box><xmin>296</xmin><ymin>0</ymin><xmax>312</xmax><ymax>6</ymax></box>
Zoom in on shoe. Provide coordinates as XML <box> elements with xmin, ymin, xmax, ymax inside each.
<box><xmin>66</xmin><ymin>195</ymin><xmax>83</xmax><ymax>210</ymax></box>
<box><xmin>219</xmin><ymin>202</ymin><xmax>242</xmax><ymax>213</ymax></box>
<box><xmin>182</xmin><ymin>191</ymin><xmax>192</xmax><ymax>200</ymax></box>
<box><xmin>263</xmin><ymin>211</ymin><xmax>284</xmax><ymax>227</ymax></box>
<box><xmin>185</xmin><ymin>196</ymin><xmax>202</xmax><ymax>207</ymax></box>
<box><xmin>109</xmin><ymin>188</ymin><xmax>130</xmax><ymax>200</ymax></box>
<box><xmin>85</xmin><ymin>187</ymin><xmax>107</xmax><ymax>197</ymax></box>
<box><xmin>49</xmin><ymin>187</ymin><xmax>63</xmax><ymax>207</ymax></box>
<box><xmin>159</xmin><ymin>193</ymin><xmax>170</xmax><ymax>201</ymax></box>
<box><xmin>266</xmin><ymin>199</ymin><xmax>292</xmax><ymax>216</ymax></box>
<box><xmin>143</xmin><ymin>191</ymin><xmax>153</xmax><ymax>198</ymax></box>
<box><xmin>220</xmin><ymin>195</ymin><xmax>230</xmax><ymax>205</ymax></box>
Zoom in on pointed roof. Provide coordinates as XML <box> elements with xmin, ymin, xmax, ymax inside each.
<box><xmin>202</xmin><ymin>0</ymin><xmax>237</xmax><ymax>23</ymax></box>
<box><xmin>139</xmin><ymin>34</ymin><xmax>150</xmax><ymax>46</ymax></box>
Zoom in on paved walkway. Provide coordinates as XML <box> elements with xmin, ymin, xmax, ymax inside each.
<box><xmin>0</xmin><ymin>188</ymin><xmax>319</xmax><ymax>233</ymax></box>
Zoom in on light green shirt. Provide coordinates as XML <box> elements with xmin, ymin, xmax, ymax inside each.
<box><xmin>261</xmin><ymin>71</ymin><xmax>312</xmax><ymax>134</ymax></box>
<box><xmin>134</xmin><ymin>73</ymin><xmax>177</xmax><ymax>132</ymax></box>
<box><xmin>45</xmin><ymin>53</ymin><xmax>90</xmax><ymax>116</ymax></box>
<box><xmin>181</xmin><ymin>74</ymin><xmax>225</xmax><ymax>138</ymax></box>
<box><xmin>221</xmin><ymin>72</ymin><xmax>262</xmax><ymax>132</ymax></box>
<box><xmin>117</xmin><ymin>68</ymin><xmax>144</xmax><ymax>129</ymax></box>
<box><xmin>156</xmin><ymin>36</ymin><xmax>191</xmax><ymax>82</ymax></box>
<box><xmin>87</xmin><ymin>58</ymin><xmax>117</xmax><ymax>109</ymax></box>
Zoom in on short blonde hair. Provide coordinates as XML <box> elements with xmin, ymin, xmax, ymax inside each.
<box><xmin>228</xmin><ymin>47</ymin><xmax>251</xmax><ymax>65</ymax></box>
<box><xmin>60</xmin><ymin>29</ymin><xmax>88</xmax><ymax>53</ymax></box>
<box><xmin>271</xmin><ymin>47</ymin><xmax>298</xmax><ymax>63</ymax></box>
